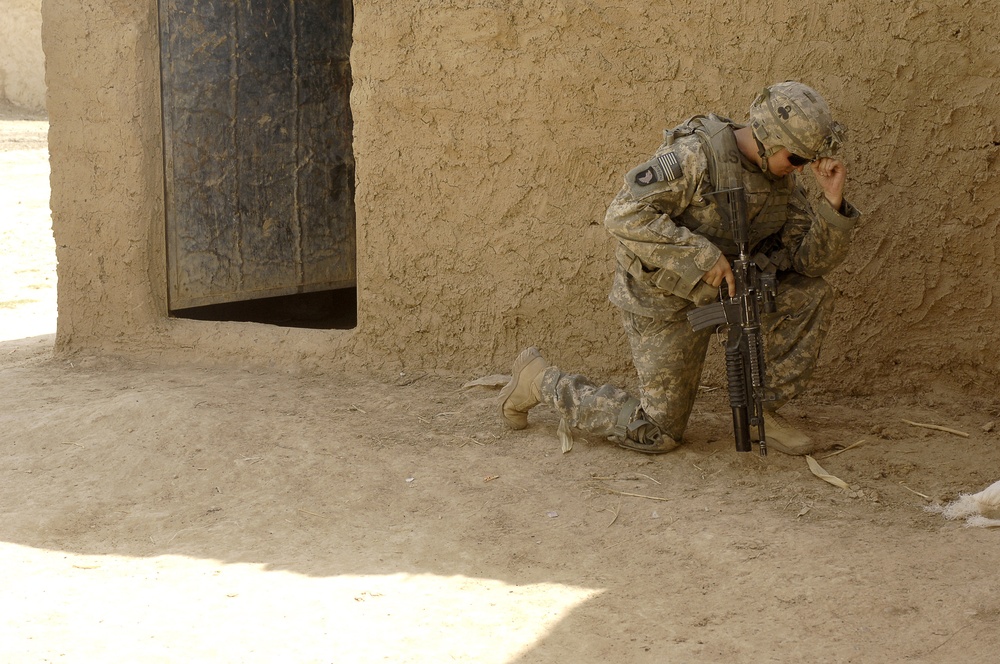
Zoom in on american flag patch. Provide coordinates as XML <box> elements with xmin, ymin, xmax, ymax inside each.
<box><xmin>657</xmin><ymin>152</ymin><xmax>683</xmax><ymax>181</ymax></box>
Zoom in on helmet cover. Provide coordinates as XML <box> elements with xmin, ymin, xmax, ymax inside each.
<box><xmin>749</xmin><ymin>81</ymin><xmax>844</xmax><ymax>161</ymax></box>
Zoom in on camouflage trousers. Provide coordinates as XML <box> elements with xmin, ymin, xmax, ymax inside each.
<box><xmin>538</xmin><ymin>272</ymin><xmax>834</xmax><ymax>445</ymax></box>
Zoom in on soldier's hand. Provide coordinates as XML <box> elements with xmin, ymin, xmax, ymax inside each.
<box><xmin>811</xmin><ymin>157</ymin><xmax>846</xmax><ymax>210</ymax></box>
<box><xmin>703</xmin><ymin>254</ymin><xmax>736</xmax><ymax>298</ymax></box>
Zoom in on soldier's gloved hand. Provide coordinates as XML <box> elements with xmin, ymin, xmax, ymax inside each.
<box><xmin>702</xmin><ymin>254</ymin><xmax>736</xmax><ymax>298</ymax></box>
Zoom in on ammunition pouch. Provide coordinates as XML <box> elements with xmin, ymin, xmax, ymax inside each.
<box><xmin>616</xmin><ymin>245</ymin><xmax>719</xmax><ymax>306</ymax></box>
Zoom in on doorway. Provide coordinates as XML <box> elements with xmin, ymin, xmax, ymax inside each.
<box><xmin>158</xmin><ymin>0</ymin><xmax>355</xmax><ymax>329</ymax></box>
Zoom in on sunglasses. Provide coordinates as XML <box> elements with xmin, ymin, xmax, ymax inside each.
<box><xmin>787</xmin><ymin>153</ymin><xmax>814</xmax><ymax>167</ymax></box>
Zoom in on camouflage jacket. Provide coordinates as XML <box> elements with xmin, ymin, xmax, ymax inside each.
<box><xmin>605</xmin><ymin>115</ymin><xmax>861</xmax><ymax>318</ymax></box>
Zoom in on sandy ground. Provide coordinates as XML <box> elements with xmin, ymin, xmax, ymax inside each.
<box><xmin>2</xmin><ymin>117</ymin><xmax>1000</xmax><ymax>663</ymax></box>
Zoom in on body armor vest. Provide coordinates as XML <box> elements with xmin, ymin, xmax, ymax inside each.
<box><xmin>683</xmin><ymin>114</ymin><xmax>793</xmax><ymax>254</ymax></box>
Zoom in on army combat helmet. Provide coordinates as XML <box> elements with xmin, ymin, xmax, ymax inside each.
<box><xmin>748</xmin><ymin>81</ymin><xmax>844</xmax><ymax>166</ymax></box>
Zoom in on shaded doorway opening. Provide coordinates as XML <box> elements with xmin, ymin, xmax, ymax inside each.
<box><xmin>158</xmin><ymin>0</ymin><xmax>356</xmax><ymax>329</ymax></box>
<box><xmin>170</xmin><ymin>287</ymin><xmax>357</xmax><ymax>330</ymax></box>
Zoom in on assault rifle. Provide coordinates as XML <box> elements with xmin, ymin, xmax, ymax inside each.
<box><xmin>686</xmin><ymin>183</ymin><xmax>777</xmax><ymax>455</ymax></box>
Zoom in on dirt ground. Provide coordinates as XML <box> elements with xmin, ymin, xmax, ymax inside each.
<box><xmin>2</xmin><ymin>115</ymin><xmax>1000</xmax><ymax>663</ymax></box>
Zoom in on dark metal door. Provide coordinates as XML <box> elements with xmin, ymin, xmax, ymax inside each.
<box><xmin>159</xmin><ymin>0</ymin><xmax>355</xmax><ymax>310</ymax></box>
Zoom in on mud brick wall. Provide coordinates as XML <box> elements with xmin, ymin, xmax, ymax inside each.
<box><xmin>42</xmin><ymin>1</ymin><xmax>1000</xmax><ymax>394</ymax></box>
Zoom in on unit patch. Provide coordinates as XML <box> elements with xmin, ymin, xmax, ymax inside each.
<box><xmin>635</xmin><ymin>167</ymin><xmax>658</xmax><ymax>186</ymax></box>
<box><xmin>632</xmin><ymin>152</ymin><xmax>683</xmax><ymax>187</ymax></box>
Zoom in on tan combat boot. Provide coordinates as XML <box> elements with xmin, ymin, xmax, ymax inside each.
<box><xmin>498</xmin><ymin>347</ymin><xmax>549</xmax><ymax>430</ymax></box>
<box><xmin>760</xmin><ymin>410</ymin><xmax>815</xmax><ymax>456</ymax></box>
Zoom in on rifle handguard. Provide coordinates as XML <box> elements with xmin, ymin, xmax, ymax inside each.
<box><xmin>688</xmin><ymin>183</ymin><xmax>774</xmax><ymax>457</ymax></box>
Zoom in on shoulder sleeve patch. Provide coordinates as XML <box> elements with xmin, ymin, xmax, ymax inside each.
<box><xmin>625</xmin><ymin>151</ymin><xmax>685</xmax><ymax>199</ymax></box>
<box><xmin>629</xmin><ymin>152</ymin><xmax>683</xmax><ymax>187</ymax></box>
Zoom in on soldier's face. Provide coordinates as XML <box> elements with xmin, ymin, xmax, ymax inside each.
<box><xmin>768</xmin><ymin>149</ymin><xmax>809</xmax><ymax>177</ymax></box>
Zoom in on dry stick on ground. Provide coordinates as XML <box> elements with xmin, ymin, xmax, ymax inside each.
<box><xmin>924</xmin><ymin>622</ymin><xmax>971</xmax><ymax>656</ymax></box>
<box><xmin>604</xmin><ymin>500</ymin><xmax>622</xmax><ymax>528</ymax></box>
<box><xmin>819</xmin><ymin>439</ymin><xmax>866</xmax><ymax>459</ymax></box>
<box><xmin>635</xmin><ymin>473</ymin><xmax>662</xmax><ymax>485</ymax></box>
<box><xmin>899</xmin><ymin>483</ymin><xmax>932</xmax><ymax>500</ymax></box>
<box><xmin>901</xmin><ymin>419</ymin><xmax>970</xmax><ymax>438</ymax></box>
<box><xmin>599</xmin><ymin>487</ymin><xmax>671</xmax><ymax>502</ymax></box>
<box><xmin>589</xmin><ymin>473</ymin><xmax>662</xmax><ymax>485</ymax></box>
<box><xmin>297</xmin><ymin>509</ymin><xmax>328</xmax><ymax>519</ymax></box>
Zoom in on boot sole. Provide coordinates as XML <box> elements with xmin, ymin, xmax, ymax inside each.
<box><xmin>615</xmin><ymin>441</ymin><xmax>678</xmax><ymax>454</ymax></box>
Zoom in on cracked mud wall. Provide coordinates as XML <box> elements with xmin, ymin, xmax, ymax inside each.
<box><xmin>43</xmin><ymin>0</ymin><xmax>1000</xmax><ymax>392</ymax></box>
<box><xmin>43</xmin><ymin>1</ymin><xmax>166</xmax><ymax>352</ymax></box>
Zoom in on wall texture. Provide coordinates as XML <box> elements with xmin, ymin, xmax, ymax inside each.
<box><xmin>1</xmin><ymin>0</ymin><xmax>45</xmax><ymax>112</ymax></box>
<box><xmin>41</xmin><ymin>0</ymin><xmax>1000</xmax><ymax>395</ymax></box>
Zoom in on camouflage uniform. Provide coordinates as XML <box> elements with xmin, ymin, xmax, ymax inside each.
<box><xmin>536</xmin><ymin>113</ymin><xmax>860</xmax><ymax>451</ymax></box>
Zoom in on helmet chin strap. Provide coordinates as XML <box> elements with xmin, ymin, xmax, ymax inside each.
<box><xmin>754</xmin><ymin>137</ymin><xmax>783</xmax><ymax>181</ymax></box>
